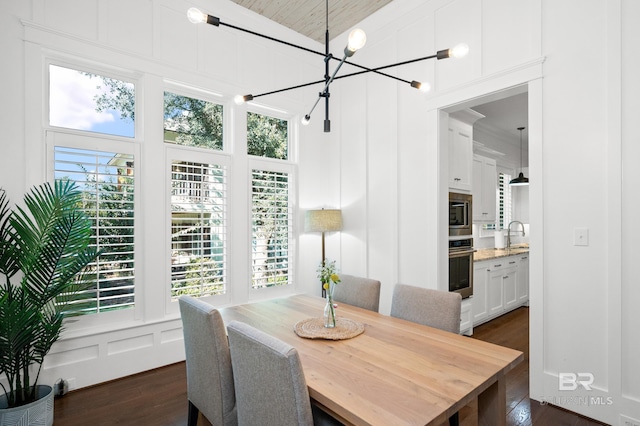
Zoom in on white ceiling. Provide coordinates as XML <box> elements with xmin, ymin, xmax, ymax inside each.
<box><xmin>229</xmin><ymin>0</ymin><xmax>393</xmax><ymax>43</ymax></box>
<box><xmin>472</xmin><ymin>93</ymin><xmax>529</xmax><ymax>166</ymax></box>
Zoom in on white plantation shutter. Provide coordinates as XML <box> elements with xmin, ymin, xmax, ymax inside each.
<box><xmin>251</xmin><ymin>168</ymin><xmax>292</xmax><ymax>288</ymax></box>
<box><xmin>498</xmin><ymin>172</ymin><xmax>512</xmax><ymax>230</ymax></box>
<box><xmin>54</xmin><ymin>146</ymin><xmax>135</xmax><ymax>314</ymax></box>
<box><xmin>170</xmin><ymin>160</ymin><xmax>227</xmax><ymax>298</ymax></box>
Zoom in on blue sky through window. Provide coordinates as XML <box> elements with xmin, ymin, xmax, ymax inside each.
<box><xmin>49</xmin><ymin>65</ymin><xmax>134</xmax><ymax>138</ymax></box>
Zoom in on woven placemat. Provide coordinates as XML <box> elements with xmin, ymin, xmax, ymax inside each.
<box><xmin>294</xmin><ymin>317</ymin><xmax>365</xmax><ymax>340</ymax></box>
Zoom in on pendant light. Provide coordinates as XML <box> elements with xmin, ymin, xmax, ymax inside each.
<box><xmin>509</xmin><ymin>126</ymin><xmax>529</xmax><ymax>186</ymax></box>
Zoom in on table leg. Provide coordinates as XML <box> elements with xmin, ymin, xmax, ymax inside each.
<box><xmin>478</xmin><ymin>377</ymin><xmax>506</xmax><ymax>426</ymax></box>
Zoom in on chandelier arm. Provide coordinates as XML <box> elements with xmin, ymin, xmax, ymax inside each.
<box><xmin>334</xmin><ymin>53</ymin><xmax>441</xmax><ymax>84</ymax></box>
<box><xmin>250</xmin><ymin>52</ymin><xmax>445</xmax><ymax>99</ymax></box>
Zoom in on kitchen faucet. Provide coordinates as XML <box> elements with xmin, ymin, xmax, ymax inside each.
<box><xmin>507</xmin><ymin>220</ymin><xmax>525</xmax><ymax>250</ymax></box>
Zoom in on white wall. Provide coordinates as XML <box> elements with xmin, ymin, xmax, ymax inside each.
<box><xmin>1</xmin><ymin>0</ymin><xmax>335</xmax><ymax>392</ymax></box>
<box><xmin>334</xmin><ymin>0</ymin><xmax>639</xmax><ymax>423</ymax></box>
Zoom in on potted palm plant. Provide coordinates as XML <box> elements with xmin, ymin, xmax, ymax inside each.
<box><xmin>0</xmin><ymin>181</ymin><xmax>99</xmax><ymax>426</ymax></box>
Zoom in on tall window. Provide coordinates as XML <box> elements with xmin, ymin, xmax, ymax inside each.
<box><xmin>54</xmin><ymin>146</ymin><xmax>135</xmax><ymax>314</ymax></box>
<box><xmin>170</xmin><ymin>160</ymin><xmax>227</xmax><ymax>298</ymax></box>
<box><xmin>251</xmin><ymin>168</ymin><xmax>292</xmax><ymax>288</ymax></box>
<box><xmin>248</xmin><ymin>112</ymin><xmax>292</xmax><ymax>289</ymax></box>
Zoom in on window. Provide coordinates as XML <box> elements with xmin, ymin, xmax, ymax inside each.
<box><xmin>498</xmin><ymin>172</ymin><xmax>512</xmax><ymax>230</ymax></box>
<box><xmin>49</xmin><ymin>65</ymin><xmax>135</xmax><ymax>138</ymax></box>
<box><xmin>170</xmin><ymin>160</ymin><xmax>227</xmax><ymax>298</ymax></box>
<box><xmin>248</xmin><ymin>111</ymin><xmax>293</xmax><ymax>290</ymax></box>
<box><xmin>54</xmin><ymin>146</ymin><xmax>135</xmax><ymax>314</ymax></box>
<box><xmin>164</xmin><ymin>92</ymin><xmax>223</xmax><ymax>150</ymax></box>
<box><xmin>251</xmin><ymin>168</ymin><xmax>292</xmax><ymax>288</ymax></box>
<box><xmin>247</xmin><ymin>112</ymin><xmax>288</xmax><ymax>160</ymax></box>
<box><xmin>482</xmin><ymin>172</ymin><xmax>512</xmax><ymax>232</ymax></box>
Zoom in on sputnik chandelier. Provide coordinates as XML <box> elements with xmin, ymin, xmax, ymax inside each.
<box><xmin>187</xmin><ymin>2</ymin><xmax>468</xmax><ymax>132</ymax></box>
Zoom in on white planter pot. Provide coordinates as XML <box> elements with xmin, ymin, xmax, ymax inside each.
<box><xmin>0</xmin><ymin>385</ymin><xmax>54</xmax><ymax>426</ymax></box>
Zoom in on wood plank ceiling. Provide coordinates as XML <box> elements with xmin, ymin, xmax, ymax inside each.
<box><xmin>229</xmin><ymin>0</ymin><xmax>393</xmax><ymax>43</ymax></box>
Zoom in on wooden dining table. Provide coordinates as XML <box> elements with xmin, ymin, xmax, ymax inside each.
<box><xmin>218</xmin><ymin>294</ymin><xmax>523</xmax><ymax>426</ymax></box>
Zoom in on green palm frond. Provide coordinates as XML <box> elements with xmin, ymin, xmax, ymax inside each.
<box><xmin>0</xmin><ymin>180</ymin><xmax>100</xmax><ymax>407</ymax></box>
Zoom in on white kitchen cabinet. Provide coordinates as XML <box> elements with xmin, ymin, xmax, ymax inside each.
<box><xmin>472</xmin><ymin>261</ymin><xmax>489</xmax><ymax>324</ymax></box>
<box><xmin>448</xmin><ymin>110</ymin><xmax>484</xmax><ymax>192</ymax></box>
<box><xmin>484</xmin><ymin>256</ymin><xmax>518</xmax><ymax>319</ymax></box>
<box><xmin>472</xmin><ymin>155</ymin><xmax>497</xmax><ymax>222</ymax></box>
<box><xmin>503</xmin><ymin>258</ymin><xmax>519</xmax><ymax>311</ymax></box>
<box><xmin>516</xmin><ymin>254</ymin><xmax>529</xmax><ymax>305</ymax></box>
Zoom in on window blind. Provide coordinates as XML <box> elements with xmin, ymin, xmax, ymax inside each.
<box><xmin>170</xmin><ymin>161</ymin><xmax>227</xmax><ymax>298</ymax></box>
<box><xmin>251</xmin><ymin>169</ymin><xmax>291</xmax><ymax>288</ymax></box>
<box><xmin>54</xmin><ymin>146</ymin><xmax>135</xmax><ymax>314</ymax></box>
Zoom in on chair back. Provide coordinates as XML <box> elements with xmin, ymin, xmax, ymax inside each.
<box><xmin>227</xmin><ymin>320</ymin><xmax>314</xmax><ymax>426</ymax></box>
<box><xmin>390</xmin><ymin>284</ymin><xmax>462</xmax><ymax>334</ymax></box>
<box><xmin>179</xmin><ymin>296</ymin><xmax>237</xmax><ymax>426</ymax></box>
<box><xmin>332</xmin><ymin>274</ymin><xmax>381</xmax><ymax>312</ymax></box>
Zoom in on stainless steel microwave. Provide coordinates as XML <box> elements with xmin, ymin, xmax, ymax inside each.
<box><xmin>449</xmin><ymin>192</ymin><xmax>472</xmax><ymax>237</ymax></box>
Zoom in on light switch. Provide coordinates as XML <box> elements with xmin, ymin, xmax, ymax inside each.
<box><xmin>574</xmin><ymin>227</ymin><xmax>589</xmax><ymax>246</ymax></box>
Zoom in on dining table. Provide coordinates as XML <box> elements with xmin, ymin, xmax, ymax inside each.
<box><xmin>218</xmin><ymin>294</ymin><xmax>523</xmax><ymax>426</ymax></box>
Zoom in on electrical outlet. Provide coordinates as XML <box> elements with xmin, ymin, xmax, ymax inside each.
<box><xmin>66</xmin><ymin>378</ymin><xmax>76</xmax><ymax>391</ymax></box>
<box><xmin>621</xmin><ymin>414</ymin><xmax>640</xmax><ymax>426</ymax></box>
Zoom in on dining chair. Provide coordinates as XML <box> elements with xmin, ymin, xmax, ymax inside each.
<box><xmin>226</xmin><ymin>320</ymin><xmax>340</xmax><ymax>426</ymax></box>
<box><xmin>390</xmin><ymin>283</ymin><xmax>462</xmax><ymax>333</ymax></box>
<box><xmin>331</xmin><ymin>274</ymin><xmax>381</xmax><ymax>312</ymax></box>
<box><xmin>178</xmin><ymin>296</ymin><xmax>238</xmax><ymax>426</ymax></box>
<box><xmin>389</xmin><ymin>284</ymin><xmax>462</xmax><ymax>426</ymax></box>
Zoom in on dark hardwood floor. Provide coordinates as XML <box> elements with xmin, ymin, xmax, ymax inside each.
<box><xmin>54</xmin><ymin>306</ymin><xmax>606</xmax><ymax>426</ymax></box>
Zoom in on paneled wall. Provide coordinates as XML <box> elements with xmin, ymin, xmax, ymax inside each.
<box><xmin>2</xmin><ymin>0</ymin><xmax>333</xmax><ymax>391</ymax></box>
<box><xmin>331</xmin><ymin>0</ymin><xmax>639</xmax><ymax>424</ymax></box>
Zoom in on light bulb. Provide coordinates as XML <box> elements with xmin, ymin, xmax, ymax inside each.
<box><xmin>301</xmin><ymin>115</ymin><xmax>310</xmax><ymax>126</ymax></box>
<box><xmin>344</xmin><ymin>29</ymin><xmax>366</xmax><ymax>56</ymax></box>
<box><xmin>449</xmin><ymin>43</ymin><xmax>469</xmax><ymax>59</ymax></box>
<box><xmin>410</xmin><ymin>81</ymin><xmax>431</xmax><ymax>93</ymax></box>
<box><xmin>234</xmin><ymin>94</ymin><xmax>253</xmax><ymax>105</ymax></box>
<box><xmin>187</xmin><ymin>7</ymin><xmax>207</xmax><ymax>24</ymax></box>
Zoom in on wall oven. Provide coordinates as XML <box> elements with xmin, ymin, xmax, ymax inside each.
<box><xmin>449</xmin><ymin>238</ymin><xmax>474</xmax><ymax>299</ymax></box>
<box><xmin>449</xmin><ymin>192</ymin><xmax>472</xmax><ymax>237</ymax></box>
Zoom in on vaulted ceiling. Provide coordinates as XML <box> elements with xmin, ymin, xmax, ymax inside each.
<box><xmin>229</xmin><ymin>0</ymin><xmax>393</xmax><ymax>43</ymax></box>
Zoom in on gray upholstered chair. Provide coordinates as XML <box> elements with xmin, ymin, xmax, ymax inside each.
<box><xmin>390</xmin><ymin>284</ymin><xmax>462</xmax><ymax>333</ymax></box>
<box><xmin>226</xmin><ymin>320</ymin><xmax>339</xmax><ymax>426</ymax></box>
<box><xmin>179</xmin><ymin>296</ymin><xmax>237</xmax><ymax>426</ymax></box>
<box><xmin>332</xmin><ymin>274</ymin><xmax>381</xmax><ymax>312</ymax></box>
<box><xmin>390</xmin><ymin>284</ymin><xmax>462</xmax><ymax>425</ymax></box>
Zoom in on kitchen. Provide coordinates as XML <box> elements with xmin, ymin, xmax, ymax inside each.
<box><xmin>447</xmin><ymin>91</ymin><xmax>530</xmax><ymax>335</ymax></box>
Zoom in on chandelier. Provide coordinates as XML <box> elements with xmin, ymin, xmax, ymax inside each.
<box><xmin>187</xmin><ymin>3</ymin><xmax>468</xmax><ymax>132</ymax></box>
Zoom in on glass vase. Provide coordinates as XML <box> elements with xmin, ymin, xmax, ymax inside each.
<box><xmin>324</xmin><ymin>296</ymin><xmax>336</xmax><ymax>328</ymax></box>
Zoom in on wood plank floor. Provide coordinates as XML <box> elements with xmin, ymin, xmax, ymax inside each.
<box><xmin>54</xmin><ymin>306</ymin><xmax>607</xmax><ymax>425</ymax></box>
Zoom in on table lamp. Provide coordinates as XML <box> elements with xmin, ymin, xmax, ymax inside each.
<box><xmin>304</xmin><ymin>208</ymin><xmax>342</xmax><ymax>295</ymax></box>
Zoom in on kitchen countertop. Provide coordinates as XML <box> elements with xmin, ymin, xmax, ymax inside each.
<box><xmin>474</xmin><ymin>245</ymin><xmax>529</xmax><ymax>262</ymax></box>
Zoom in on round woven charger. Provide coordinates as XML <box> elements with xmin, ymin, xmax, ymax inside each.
<box><xmin>294</xmin><ymin>317</ymin><xmax>365</xmax><ymax>340</ymax></box>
